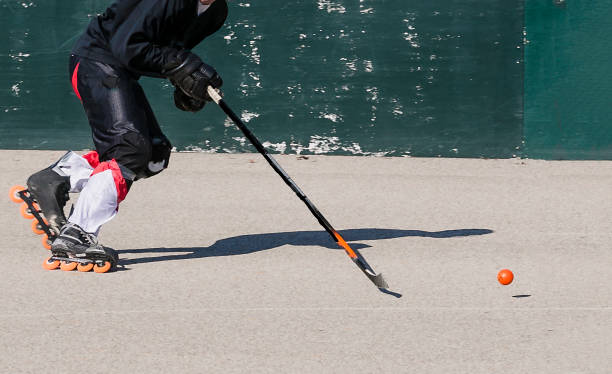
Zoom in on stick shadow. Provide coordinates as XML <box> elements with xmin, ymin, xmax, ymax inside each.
<box><xmin>118</xmin><ymin>228</ymin><xmax>493</xmax><ymax>266</ymax></box>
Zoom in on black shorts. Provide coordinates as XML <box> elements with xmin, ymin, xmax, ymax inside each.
<box><xmin>69</xmin><ymin>55</ymin><xmax>171</xmax><ymax>179</ymax></box>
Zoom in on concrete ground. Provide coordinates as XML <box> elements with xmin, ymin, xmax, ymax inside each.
<box><xmin>0</xmin><ymin>150</ymin><xmax>610</xmax><ymax>373</ymax></box>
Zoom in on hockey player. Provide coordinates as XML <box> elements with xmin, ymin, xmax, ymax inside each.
<box><xmin>26</xmin><ymin>0</ymin><xmax>227</xmax><ymax>265</ymax></box>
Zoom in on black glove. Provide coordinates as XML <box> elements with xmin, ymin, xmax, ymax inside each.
<box><xmin>174</xmin><ymin>87</ymin><xmax>205</xmax><ymax>112</ymax></box>
<box><xmin>163</xmin><ymin>50</ymin><xmax>222</xmax><ymax>102</ymax></box>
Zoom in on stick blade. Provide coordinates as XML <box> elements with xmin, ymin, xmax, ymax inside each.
<box><xmin>365</xmin><ymin>270</ymin><xmax>389</xmax><ymax>289</ymax></box>
<box><xmin>365</xmin><ymin>271</ymin><xmax>401</xmax><ymax>297</ymax></box>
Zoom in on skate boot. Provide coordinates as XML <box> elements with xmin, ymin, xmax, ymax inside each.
<box><xmin>43</xmin><ymin>223</ymin><xmax>119</xmax><ymax>273</ymax></box>
<box><xmin>26</xmin><ymin>166</ymin><xmax>70</xmax><ymax>235</ymax></box>
<box><xmin>9</xmin><ymin>168</ymin><xmax>69</xmax><ymax>250</ymax></box>
<box><xmin>10</xmin><ymin>151</ymin><xmax>98</xmax><ymax>250</ymax></box>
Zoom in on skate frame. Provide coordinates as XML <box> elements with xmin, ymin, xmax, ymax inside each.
<box><xmin>18</xmin><ymin>189</ymin><xmax>56</xmax><ymax>243</ymax></box>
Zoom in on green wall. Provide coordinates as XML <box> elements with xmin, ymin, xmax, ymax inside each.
<box><xmin>524</xmin><ymin>0</ymin><xmax>612</xmax><ymax>159</ymax></box>
<box><xmin>1</xmin><ymin>0</ymin><xmax>610</xmax><ymax>159</ymax></box>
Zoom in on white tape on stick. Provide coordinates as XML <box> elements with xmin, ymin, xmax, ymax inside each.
<box><xmin>207</xmin><ymin>86</ymin><xmax>222</xmax><ymax>104</ymax></box>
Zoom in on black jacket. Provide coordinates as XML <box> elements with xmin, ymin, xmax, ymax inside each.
<box><xmin>72</xmin><ymin>0</ymin><xmax>228</xmax><ymax>77</ymax></box>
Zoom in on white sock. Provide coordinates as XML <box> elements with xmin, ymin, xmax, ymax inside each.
<box><xmin>68</xmin><ymin>160</ymin><xmax>128</xmax><ymax>234</ymax></box>
<box><xmin>52</xmin><ymin>151</ymin><xmax>97</xmax><ymax>193</ymax></box>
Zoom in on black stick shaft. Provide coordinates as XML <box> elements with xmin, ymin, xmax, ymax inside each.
<box><xmin>208</xmin><ymin>87</ymin><xmax>389</xmax><ymax>290</ymax></box>
<box><xmin>217</xmin><ymin>99</ymin><xmax>337</xmax><ymax>237</ymax></box>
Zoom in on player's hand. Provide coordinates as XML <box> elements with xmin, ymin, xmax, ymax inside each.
<box><xmin>163</xmin><ymin>50</ymin><xmax>222</xmax><ymax>102</ymax></box>
<box><xmin>174</xmin><ymin>87</ymin><xmax>205</xmax><ymax>112</ymax></box>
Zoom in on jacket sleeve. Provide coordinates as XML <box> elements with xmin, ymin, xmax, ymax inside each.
<box><xmin>108</xmin><ymin>0</ymin><xmax>185</xmax><ymax>77</ymax></box>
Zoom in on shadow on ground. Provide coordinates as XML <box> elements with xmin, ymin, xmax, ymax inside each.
<box><xmin>118</xmin><ymin>228</ymin><xmax>493</xmax><ymax>266</ymax></box>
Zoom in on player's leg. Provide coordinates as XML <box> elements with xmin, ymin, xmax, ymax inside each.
<box><xmin>25</xmin><ymin>149</ymin><xmax>100</xmax><ymax>235</ymax></box>
<box><xmin>53</xmin><ymin>56</ymin><xmax>169</xmax><ymax>252</ymax></box>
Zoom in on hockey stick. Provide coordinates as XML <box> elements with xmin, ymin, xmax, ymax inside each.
<box><xmin>207</xmin><ymin>86</ymin><xmax>391</xmax><ymax>292</ymax></box>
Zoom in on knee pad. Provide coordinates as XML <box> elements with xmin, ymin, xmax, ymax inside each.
<box><xmin>103</xmin><ymin>131</ymin><xmax>150</xmax><ymax>178</ymax></box>
<box><xmin>146</xmin><ymin>136</ymin><xmax>172</xmax><ymax>178</ymax></box>
<box><xmin>102</xmin><ymin>131</ymin><xmax>171</xmax><ymax>180</ymax></box>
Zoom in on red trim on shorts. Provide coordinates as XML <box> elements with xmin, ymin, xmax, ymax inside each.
<box><xmin>82</xmin><ymin>151</ymin><xmax>100</xmax><ymax>168</ymax></box>
<box><xmin>71</xmin><ymin>62</ymin><xmax>82</xmax><ymax>101</ymax></box>
<box><xmin>90</xmin><ymin>160</ymin><xmax>128</xmax><ymax>204</ymax></box>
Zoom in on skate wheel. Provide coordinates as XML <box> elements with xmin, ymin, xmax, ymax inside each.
<box><xmin>93</xmin><ymin>261</ymin><xmax>112</xmax><ymax>273</ymax></box>
<box><xmin>41</xmin><ymin>235</ymin><xmax>52</xmax><ymax>250</ymax></box>
<box><xmin>31</xmin><ymin>219</ymin><xmax>46</xmax><ymax>235</ymax></box>
<box><xmin>60</xmin><ymin>261</ymin><xmax>78</xmax><ymax>271</ymax></box>
<box><xmin>77</xmin><ymin>262</ymin><xmax>94</xmax><ymax>272</ymax></box>
<box><xmin>42</xmin><ymin>257</ymin><xmax>60</xmax><ymax>270</ymax></box>
<box><xmin>20</xmin><ymin>202</ymin><xmax>39</xmax><ymax>220</ymax></box>
<box><xmin>9</xmin><ymin>185</ymin><xmax>26</xmax><ymax>203</ymax></box>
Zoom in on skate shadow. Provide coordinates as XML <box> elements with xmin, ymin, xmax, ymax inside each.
<box><xmin>118</xmin><ymin>228</ymin><xmax>493</xmax><ymax>266</ymax></box>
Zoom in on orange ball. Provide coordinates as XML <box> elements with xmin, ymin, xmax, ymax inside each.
<box><xmin>497</xmin><ymin>269</ymin><xmax>514</xmax><ymax>285</ymax></box>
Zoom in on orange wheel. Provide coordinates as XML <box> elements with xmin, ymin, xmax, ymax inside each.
<box><xmin>77</xmin><ymin>262</ymin><xmax>94</xmax><ymax>272</ymax></box>
<box><xmin>93</xmin><ymin>261</ymin><xmax>112</xmax><ymax>273</ymax></box>
<box><xmin>20</xmin><ymin>203</ymin><xmax>39</xmax><ymax>220</ymax></box>
<box><xmin>60</xmin><ymin>261</ymin><xmax>78</xmax><ymax>271</ymax></box>
<box><xmin>9</xmin><ymin>185</ymin><xmax>26</xmax><ymax>203</ymax></box>
<box><xmin>31</xmin><ymin>219</ymin><xmax>46</xmax><ymax>235</ymax></box>
<box><xmin>41</xmin><ymin>235</ymin><xmax>52</xmax><ymax>250</ymax></box>
<box><xmin>42</xmin><ymin>257</ymin><xmax>60</xmax><ymax>270</ymax></box>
